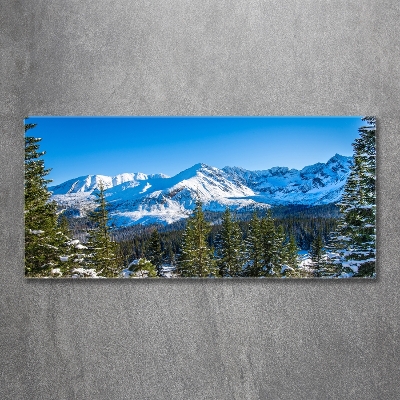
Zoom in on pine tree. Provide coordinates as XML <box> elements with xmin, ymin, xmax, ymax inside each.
<box><xmin>244</xmin><ymin>212</ymin><xmax>263</xmax><ymax>276</ymax></box>
<box><xmin>284</xmin><ymin>235</ymin><xmax>299</xmax><ymax>268</ymax></box>
<box><xmin>309</xmin><ymin>234</ymin><xmax>326</xmax><ymax>276</ymax></box>
<box><xmin>272</xmin><ymin>224</ymin><xmax>286</xmax><ymax>277</ymax></box>
<box><xmin>178</xmin><ymin>200</ymin><xmax>215</xmax><ymax>277</ymax></box>
<box><xmin>147</xmin><ymin>229</ymin><xmax>164</xmax><ymax>276</ymax></box>
<box><xmin>56</xmin><ymin>213</ymin><xmax>75</xmax><ymax>275</ymax></box>
<box><xmin>57</xmin><ymin>213</ymin><xmax>88</xmax><ymax>276</ymax></box>
<box><xmin>25</xmin><ymin>124</ymin><xmax>65</xmax><ymax>277</ymax></box>
<box><xmin>129</xmin><ymin>258</ymin><xmax>158</xmax><ymax>278</ymax></box>
<box><xmin>215</xmin><ymin>208</ymin><xmax>245</xmax><ymax>277</ymax></box>
<box><xmin>281</xmin><ymin>234</ymin><xmax>301</xmax><ymax>277</ymax></box>
<box><xmin>85</xmin><ymin>182</ymin><xmax>122</xmax><ymax>277</ymax></box>
<box><xmin>259</xmin><ymin>211</ymin><xmax>277</xmax><ymax>276</ymax></box>
<box><xmin>330</xmin><ymin>117</ymin><xmax>376</xmax><ymax>277</ymax></box>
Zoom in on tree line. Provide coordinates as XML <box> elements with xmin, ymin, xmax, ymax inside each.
<box><xmin>113</xmin><ymin>206</ymin><xmax>336</xmax><ymax>278</ymax></box>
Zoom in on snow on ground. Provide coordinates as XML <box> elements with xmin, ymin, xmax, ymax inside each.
<box><xmin>298</xmin><ymin>252</ymin><xmax>314</xmax><ymax>274</ymax></box>
<box><xmin>281</xmin><ymin>265</ymin><xmax>294</xmax><ymax>274</ymax></box>
<box><xmin>120</xmin><ymin>260</ymin><xmax>177</xmax><ymax>278</ymax></box>
<box><xmin>71</xmin><ymin>268</ymin><xmax>102</xmax><ymax>278</ymax></box>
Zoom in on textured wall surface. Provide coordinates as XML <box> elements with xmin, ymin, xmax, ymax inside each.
<box><xmin>2</xmin><ymin>1</ymin><xmax>400</xmax><ymax>399</ymax></box>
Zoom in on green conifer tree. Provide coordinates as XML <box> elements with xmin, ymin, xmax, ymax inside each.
<box><xmin>56</xmin><ymin>212</ymin><xmax>88</xmax><ymax>276</ymax></box>
<box><xmin>330</xmin><ymin>117</ymin><xmax>376</xmax><ymax>277</ymax></box>
<box><xmin>178</xmin><ymin>200</ymin><xmax>215</xmax><ymax>277</ymax></box>
<box><xmin>215</xmin><ymin>208</ymin><xmax>245</xmax><ymax>277</ymax></box>
<box><xmin>57</xmin><ymin>213</ymin><xmax>74</xmax><ymax>275</ymax></box>
<box><xmin>85</xmin><ymin>182</ymin><xmax>122</xmax><ymax>277</ymax></box>
<box><xmin>282</xmin><ymin>234</ymin><xmax>301</xmax><ymax>277</ymax></box>
<box><xmin>130</xmin><ymin>258</ymin><xmax>158</xmax><ymax>278</ymax></box>
<box><xmin>259</xmin><ymin>211</ymin><xmax>277</xmax><ymax>276</ymax></box>
<box><xmin>272</xmin><ymin>224</ymin><xmax>286</xmax><ymax>277</ymax></box>
<box><xmin>244</xmin><ymin>212</ymin><xmax>263</xmax><ymax>277</ymax></box>
<box><xmin>309</xmin><ymin>234</ymin><xmax>326</xmax><ymax>276</ymax></box>
<box><xmin>25</xmin><ymin>123</ymin><xmax>65</xmax><ymax>277</ymax></box>
<box><xmin>147</xmin><ymin>229</ymin><xmax>164</xmax><ymax>276</ymax></box>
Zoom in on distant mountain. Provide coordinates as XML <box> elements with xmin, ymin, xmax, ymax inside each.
<box><xmin>50</xmin><ymin>172</ymin><xmax>169</xmax><ymax>195</ymax></box>
<box><xmin>223</xmin><ymin>153</ymin><xmax>351</xmax><ymax>205</ymax></box>
<box><xmin>49</xmin><ymin>154</ymin><xmax>352</xmax><ymax>226</ymax></box>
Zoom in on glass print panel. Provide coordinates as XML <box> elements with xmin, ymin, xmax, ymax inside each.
<box><xmin>24</xmin><ymin>116</ymin><xmax>376</xmax><ymax>279</ymax></box>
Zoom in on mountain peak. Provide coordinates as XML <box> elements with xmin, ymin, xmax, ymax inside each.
<box><xmin>192</xmin><ymin>162</ymin><xmax>213</xmax><ymax>171</ymax></box>
<box><xmin>50</xmin><ymin>153</ymin><xmax>353</xmax><ymax>225</ymax></box>
<box><xmin>49</xmin><ymin>171</ymin><xmax>167</xmax><ymax>195</ymax></box>
<box><xmin>174</xmin><ymin>163</ymin><xmax>215</xmax><ymax>180</ymax></box>
<box><xmin>326</xmin><ymin>153</ymin><xmax>352</xmax><ymax>167</ymax></box>
<box><xmin>328</xmin><ymin>153</ymin><xmax>351</xmax><ymax>162</ymax></box>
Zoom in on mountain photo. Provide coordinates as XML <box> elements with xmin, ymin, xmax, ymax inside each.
<box><xmin>24</xmin><ymin>116</ymin><xmax>376</xmax><ymax>279</ymax></box>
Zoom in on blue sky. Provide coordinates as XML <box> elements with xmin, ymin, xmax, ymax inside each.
<box><xmin>26</xmin><ymin>116</ymin><xmax>363</xmax><ymax>186</ymax></box>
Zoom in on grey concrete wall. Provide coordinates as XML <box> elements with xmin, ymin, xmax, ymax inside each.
<box><xmin>1</xmin><ymin>1</ymin><xmax>399</xmax><ymax>399</ymax></box>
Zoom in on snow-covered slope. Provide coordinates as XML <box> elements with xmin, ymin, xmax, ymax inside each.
<box><xmin>50</xmin><ymin>154</ymin><xmax>352</xmax><ymax>226</ymax></box>
<box><xmin>50</xmin><ymin>172</ymin><xmax>169</xmax><ymax>195</ymax></box>
<box><xmin>223</xmin><ymin>154</ymin><xmax>351</xmax><ymax>205</ymax></box>
<box><xmin>49</xmin><ymin>172</ymin><xmax>170</xmax><ymax>220</ymax></box>
<box><xmin>102</xmin><ymin>163</ymin><xmax>267</xmax><ymax>225</ymax></box>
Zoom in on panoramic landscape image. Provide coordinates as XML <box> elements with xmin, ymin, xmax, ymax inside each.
<box><xmin>25</xmin><ymin>116</ymin><xmax>376</xmax><ymax>279</ymax></box>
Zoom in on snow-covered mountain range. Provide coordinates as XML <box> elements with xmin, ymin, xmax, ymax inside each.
<box><xmin>49</xmin><ymin>154</ymin><xmax>352</xmax><ymax>226</ymax></box>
